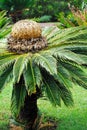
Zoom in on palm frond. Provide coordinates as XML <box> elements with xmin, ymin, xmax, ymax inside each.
<box><xmin>0</xmin><ymin>53</ymin><xmax>18</xmax><ymax>66</ymax></box>
<box><xmin>33</xmin><ymin>65</ymin><xmax>42</xmax><ymax>88</ymax></box>
<box><xmin>44</xmin><ymin>26</ymin><xmax>87</xmax><ymax>55</ymax></box>
<box><xmin>11</xmin><ymin>83</ymin><xmax>26</xmax><ymax>118</ymax></box>
<box><xmin>56</xmin><ymin>63</ymin><xmax>73</xmax><ymax>89</ymax></box>
<box><xmin>60</xmin><ymin>60</ymin><xmax>87</xmax><ymax>89</ymax></box>
<box><xmin>0</xmin><ymin>52</ymin><xmax>18</xmax><ymax>76</ymax></box>
<box><xmin>41</xmin><ymin>69</ymin><xmax>73</xmax><ymax>106</ymax></box>
<box><xmin>33</xmin><ymin>52</ymin><xmax>57</xmax><ymax>76</ymax></box>
<box><xmin>47</xmin><ymin>26</ymin><xmax>87</xmax><ymax>44</ymax></box>
<box><xmin>13</xmin><ymin>55</ymin><xmax>27</xmax><ymax>83</ymax></box>
<box><xmin>23</xmin><ymin>59</ymin><xmax>36</xmax><ymax>95</ymax></box>
<box><xmin>0</xmin><ymin>10</ymin><xmax>11</xmax><ymax>39</ymax></box>
<box><xmin>0</xmin><ymin>43</ymin><xmax>7</xmax><ymax>53</ymax></box>
<box><xmin>41</xmin><ymin>69</ymin><xmax>61</xmax><ymax>106</ymax></box>
<box><xmin>53</xmin><ymin>49</ymin><xmax>85</xmax><ymax>65</ymax></box>
<box><xmin>0</xmin><ymin>64</ymin><xmax>13</xmax><ymax>92</ymax></box>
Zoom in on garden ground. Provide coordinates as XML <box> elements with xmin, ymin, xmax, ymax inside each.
<box><xmin>0</xmin><ymin>82</ymin><xmax>87</xmax><ymax>130</ymax></box>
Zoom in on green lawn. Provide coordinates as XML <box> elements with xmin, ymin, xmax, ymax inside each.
<box><xmin>0</xmin><ymin>84</ymin><xmax>87</xmax><ymax>130</ymax></box>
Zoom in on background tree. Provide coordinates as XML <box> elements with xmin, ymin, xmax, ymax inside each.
<box><xmin>0</xmin><ymin>0</ymin><xmax>35</xmax><ymax>22</ymax></box>
<box><xmin>0</xmin><ymin>20</ymin><xmax>87</xmax><ymax>130</ymax></box>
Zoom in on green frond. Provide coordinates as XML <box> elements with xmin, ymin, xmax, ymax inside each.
<box><xmin>0</xmin><ymin>26</ymin><xmax>11</xmax><ymax>38</ymax></box>
<box><xmin>13</xmin><ymin>55</ymin><xmax>27</xmax><ymax>83</ymax></box>
<box><xmin>0</xmin><ymin>53</ymin><xmax>18</xmax><ymax>66</ymax></box>
<box><xmin>45</xmin><ymin>26</ymin><xmax>87</xmax><ymax>56</ymax></box>
<box><xmin>23</xmin><ymin>59</ymin><xmax>36</xmax><ymax>95</ymax></box>
<box><xmin>0</xmin><ymin>64</ymin><xmax>13</xmax><ymax>92</ymax></box>
<box><xmin>53</xmin><ymin>49</ymin><xmax>85</xmax><ymax>65</ymax></box>
<box><xmin>33</xmin><ymin>65</ymin><xmax>42</xmax><ymax>88</ymax></box>
<box><xmin>0</xmin><ymin>59</ymin><xmax>13</xmax><ymax>76</ymax></box>
<box><xmin>41</xmin><ymin>69</ymin><xmax>73</xmax><ymax>106</ymax></box>
<box><xmin>58</xmin><ymin>84</ymin><xmax>73</xmax><ymax>106</ymax></box>
<box><xmin>41</xmin><ymin>70</ymin><xmax>61</xmax><ymax>106</ymax></box>
<box><xmin>11</xmin><ymin>83</ymin><xmax>26</xmax><ymax>118</ymax></box>
<box><xmin>0</xmin><ymin>43</ymin><xmax>7</xmax><ymax>53</ymax></box>
<box><xmin>47</xmin><ymin>26</ymin><xmax>87</xmax><ymax>44</ymax></box>
<box><xmin>56</xmin><ymin>63</ymin><xmax>73</xmax><ymax>89</ymax></box>
<box><xmin>60</xmin><ymin>61</ymin><xmax>87</xmax><ymax>89</ymax></box>
<box><xmin>42</xmin><ymin>26</ymin><xmax>57</xmax><ymax>38</ymax></box>
<box><xmin>65</xmin><ymin>44</ymin><xmax>87</xmax><ymax>55</ymax></box>
<box><xmin>33</xmin><ymin>52</ymin><xmax>57</xmax><ymax>76</ymax></box>
<box><xmin>0</xmin><ymin>10</ymin><xmax>11</xmax><ymax>39</ymax></box>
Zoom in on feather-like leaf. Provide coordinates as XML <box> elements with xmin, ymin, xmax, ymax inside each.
<box><xmin>54</xmin><ymin>49</ymin><xmax>85</xmax><ymax>65</ymax></box>
<box><xmin>11</xmin><ymin>83</ymin><xmax>26</xmax><ymax>118</ymax></box>
<box><xmin>56</xmin><ymin>63</ymin><xmax>73</xmax><ymax>89</ymax></box>
<box><xmin>0</xmin><ymin>64</ymin><xmax>13</xmax><ymax>92</ymax></box>
<box><xmin>33</xmin><ymin>53</ymin><xmax>57</xmax><ymax>75</ymax></box>
<box><xmin>13</xmin><ymin>55</ymin><xmax>26</xmax><ymax>83</ymax></box>
<box><xmin>23</xmin><ymin>59</ymin><xmax>36</xmax><ymax>95</ymax></box>
<box><xmin>0</xmin><ymin>53</ymin><xmax>18</xmax><ymax>66</ymax></box>
<box><xmin>33</xmin><ymin>65</ymin><xmax>42</xmax><ymax>88</ymax></box>
<box><xmin>60</xmin><ymin>61</ymin><xmax>87</xmax><ymax>89</ymax></box>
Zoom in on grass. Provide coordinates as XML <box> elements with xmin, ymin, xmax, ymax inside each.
<box><xmin>0</xmin><ymin>84</ymin><xmax>87</xmax><ymax>130</ymax></box>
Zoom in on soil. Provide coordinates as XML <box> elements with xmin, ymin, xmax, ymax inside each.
<box><xmin>10</xmin><ymin>119</ymin><xmax>58</xmax><ymax>130</ymax></box>
<box><xmin>40</xmin><ymin>118</ymin><xmax>58</xmax><ymax>130</ymax></box>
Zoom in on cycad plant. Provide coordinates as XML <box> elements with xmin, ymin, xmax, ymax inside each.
<box><xmin>0</xmin><ymin>20</ymin><xmax>87</xmax><ymax>130</ymax></box>
<box><xmin>0</xmin><ymin>0</ymin><xmax>35</xmax><ymax>22</ymax></box>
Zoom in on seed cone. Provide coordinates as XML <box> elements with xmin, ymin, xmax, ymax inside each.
<box><xmin>8</xmin><ymin>20</ymin><xmax>47</xmax><ymax>53</ymax></box>
<box><xmin>11</xmin><ymin>20</ymin><xmax>41</xmax><ymax>39</ymax></box>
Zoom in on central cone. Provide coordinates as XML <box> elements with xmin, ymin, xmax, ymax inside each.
<box><xmin>7</xmin><ymin>20</ymin><xmax>47</xmax><ymax>53</ymax></box>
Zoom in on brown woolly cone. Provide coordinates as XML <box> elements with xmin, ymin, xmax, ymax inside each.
<box><xmin>7</xmin><ymin>20</ymin><xmax>47</xmax><ymax>54</ymax></box>
<box><xmin>11</xmin><ymin>20</ymin><xmax>42</xmax><ymax>39</ymax></box>
<box><xmin>7</xmin><ymin>35</ymin><xmax>47</xmax><ymax>54</ymax></box>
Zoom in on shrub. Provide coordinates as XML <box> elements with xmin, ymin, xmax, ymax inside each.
<box><xmin>58</xmin><ymin>2</ymin><xmax>87</xmax><ymax>28</ymax></box>
<box><xmin>0</xmin><ymin>0</ymin><xmax>35</xmax><ymax>22</ymax></box>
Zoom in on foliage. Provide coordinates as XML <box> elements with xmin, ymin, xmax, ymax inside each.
<box><xmin>1</xmin><ymin>83</ymin><xmax>87</xmax><ymax>130</ymax></box>
<box><xmin>0</xmin><ymin>10</ymin><xmax>11</xmax><ymax>54</ymax></box>
<box><xmin>32</xmin><ymin>15</ymin><xmax>52</xmax><ymax>23</ymax></box>
<box><xmin>28</xmin><ymin>0</ymin><xmax>68</xmax><ymax>21</ymax></box>
<box><xmin>0</xmin><ymin>0</ymin><xmax>84</xmax><ymax>22</ymax></box>
<box><xmin>0</xmin><ymin>25</ymin><xmax>87</xmax><ymax>120</ymax></box>
<box><xmin>38</xmin><ymin>15</ymin><xmax>52</xmax><ymax>23</ymax></box>
<box><xmin>0</xmin><ymin>0</ymin><xmax>35</xmax><ymax>22</ymax></box>
<box><xmin>58</xmin><ymin>2</ymin><xmax>87</xmax><ymax>28</ymax></box>
<box><xmin>28</xmin><ymin>0</ymin><xmax>83</xmax><ymax>22</ymax></box>
<box><xmin>0</xmin><ymin>10</ymin><xmax>11</xmax><ymax>39</ymax></box>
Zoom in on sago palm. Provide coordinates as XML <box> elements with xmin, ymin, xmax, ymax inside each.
<box><xmin>0</xmin><ymin>20</ymin><xmax>87</xmax><ymax>130</ymax></box>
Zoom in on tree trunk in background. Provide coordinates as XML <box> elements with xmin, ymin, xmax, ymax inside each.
<box><xmin>9</xmin><ymin>11</ymin><xmax>23</xmax><ymax>23</ymax></box>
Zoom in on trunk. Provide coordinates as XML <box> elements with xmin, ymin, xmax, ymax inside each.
<box><xmin>11</xmin><ymin>76</ymin><xmax>41</xmax><ymax>130</ymax></box>
<box><xmin>18</xmin><ymin>93</ymin><xmax>38</xmax><ymax>130</ymax></box>
<box><xmin>11</xmin><ymin>93</ymin><xmax>39</xmax><ymax>130</ymax></box>
<box><xmin>9</xmin><ymin>10</ymin><xmax>23</xmax><ymax>23</ymax></box>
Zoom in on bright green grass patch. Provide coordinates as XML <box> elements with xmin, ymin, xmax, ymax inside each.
<box><xmin>38</xmin><ymin>86</ymin><xmax>87</xmax><ymax>130</ymax></box>
<box><xmin>0</xmin><ymin>85</ymin><xmax>87</xmax><ymax>130</ymax></box>
<box><xmin>0</xmin><ymin>83</ymin><xmax>12</xmax><ymax>130</ymax></box>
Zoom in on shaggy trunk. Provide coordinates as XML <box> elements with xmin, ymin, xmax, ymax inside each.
<box><xmin>18</xmin><ymin>93</ymin><xmax>38</xmax><ymax>130</ymax></box>
<box><xmin>11</xmin><ymin>76</ymin><xmax>40</xmax><ymax>130</ymax></box>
